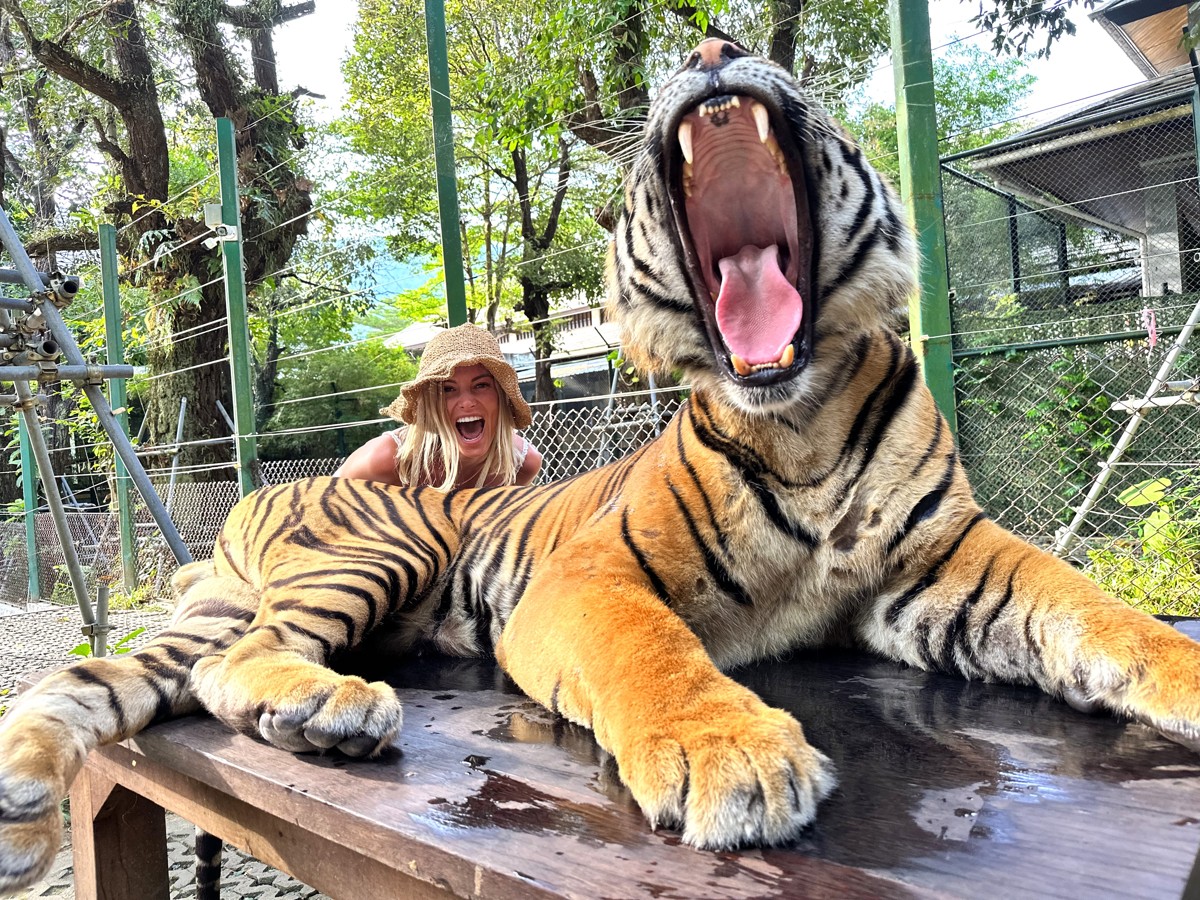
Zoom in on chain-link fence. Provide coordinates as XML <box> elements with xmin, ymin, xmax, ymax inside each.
<box><xmin>0</xmin><ymin>388</ymin><xmax>685</xmax><ymax>610</ymax></box>
<box><xmin>944</xmin><ymin>69</ymin><xmax>1200</xmax><ymax>616</ymax></box>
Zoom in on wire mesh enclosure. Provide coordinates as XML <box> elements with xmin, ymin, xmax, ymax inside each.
<box><xmin>944</xmin><ymin>69</ymin><xmax>1200</xmax><ymax>615</ymax></box>
<box><xmin>0</xmin><ymin>390</ymin><xmax>685</xmax><ymax>609</ymax></box>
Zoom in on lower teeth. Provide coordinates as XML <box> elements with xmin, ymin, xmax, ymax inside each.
<box><xmin>730</xmin><ymin>348</ymin><xmax>795</xmax><ymax>376</ymax></box>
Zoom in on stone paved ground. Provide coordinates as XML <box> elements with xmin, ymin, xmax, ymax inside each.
<box><xmin>1</xmin><ymin>604</ymin><xmax>330</xmax><ymax>900</ymax></box>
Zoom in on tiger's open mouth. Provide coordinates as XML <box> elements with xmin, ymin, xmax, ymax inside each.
<box><xmin>669</xmin><ymin>92</ymin><xmax>815</xmax><ymax>385</ymax></box>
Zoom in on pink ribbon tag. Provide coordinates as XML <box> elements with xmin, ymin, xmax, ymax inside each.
<box><xmin>1141</xmin><ymin>307</ymin><xmax>1158</xmax><ymax>351</ymax></box>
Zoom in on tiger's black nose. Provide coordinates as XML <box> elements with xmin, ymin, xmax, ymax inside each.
<box><xmin>688</xmin><ymin>38</ymin><xmax>749</xmax><ymax>72</ymax></box>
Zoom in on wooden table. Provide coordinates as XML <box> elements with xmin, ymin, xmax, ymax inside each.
<box><xmin>70</xmin><ymin>620</ymin><xmax>1200</xmax><ymax>899</ymax></box>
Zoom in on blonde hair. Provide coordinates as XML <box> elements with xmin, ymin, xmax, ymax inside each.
<box><xmin>394</xmin><ymin>379</ymin><xmax>518</xmax><ymax>490</ymax></box>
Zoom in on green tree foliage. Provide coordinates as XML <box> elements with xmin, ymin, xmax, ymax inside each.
<box><xmin>847</xmin><ymin>43</ymin><xmax>1035</xmax><ymax>186</ymax></box>
<box><xmin>339</xmin><ymin>0</ymin><xmax>610</xmax><ymax>401</ymax></box>
<box><xmin>249</xmin><ymin>235</ymin><xmax>380</xmax><ymax>432</ymax></box>
<box><xmin>261</xmin><ymin>338</ymin><xmax>417</xmax><ymax>460</ymax></box>
<box><xmin>338</xmin><ymin>1</ymin><xmax>907</xmax><ymax>404</ymax></box>
<box><xmin>531</xmin><ymin>0</ymin><xmax>892</xmax><ymax>167</ymax></box>
<box><xmin>358</xmin><ymin>278</ymin><xmax>461</xmax><ymax>340</ymax></box>
<box><xmin>0</xmin><ymin>0</ymin><xmax>316</xmax><ymax>477</ymax></box>
<box><xmin>969</xmin><ymin>0</ymin><xmax>1100</xmax><ymax>58</ymax></box>
<box><xmin>847</xmin><ymin>43</ymin><xmax>1038</xmax><ymax>322</ymax></box>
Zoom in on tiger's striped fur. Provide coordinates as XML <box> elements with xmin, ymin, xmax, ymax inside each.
<box><xmin>3</xmin><ymin>39</ymin><xmax>1200</xmax><ymax>890</ymax></box>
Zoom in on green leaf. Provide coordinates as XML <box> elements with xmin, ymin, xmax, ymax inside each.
<box><xmin>1118</xmin><ymin>478</ymin><xmax>1171</xmax><ymax>508</ymax></box>
<box><xmin>113</xmin><ymin>627</ymin><xmax>146</xmax><ymax>649</ymax></box>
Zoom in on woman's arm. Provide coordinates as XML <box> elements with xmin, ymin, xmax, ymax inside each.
<box><xmin>515</xmin><ymin>439</ymin><xmax>543</xmax><ymax>486</ymax></box>
<box><xmin>333</xmin><ymin>433</ymin><xmax>404</xmax><ymax>484</ymax></box>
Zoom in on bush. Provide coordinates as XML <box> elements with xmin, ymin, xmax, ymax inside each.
<box><xmin>261</xmin><ymin>338</ymin><xmax>418</xmax><ymax>459</ymax></box>
<box><xmin>1085</xmin><ymin>476</ymin><xmax>1200</xmax><ymax>616</ymax></box>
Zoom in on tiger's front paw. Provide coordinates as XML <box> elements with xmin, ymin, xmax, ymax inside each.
<box><xmin>257</xmin><ymin>677</ymin><xmax>404</xmax><ymax>757</ymax></box>
<box><xmin>192</xmin><ymin>657</ymin><xmax>403</xmax><ymax>757</ymax></box>
<box><xmin>618</xmin><ymin>703</ymin><xmax>836</xmax><ymax>849</ymax></box>
<box><xmin>0</xmin><ymin>747</ymin><xmax>66</xmax><ymax>892</ymax></box>
<box><xmin>1069</xmin><ymin>615</ymin><xmax>1200</xmax><ymax>754</ymax></box>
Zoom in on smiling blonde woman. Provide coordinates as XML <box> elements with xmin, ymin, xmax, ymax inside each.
<box><xmin>335</xmin><ymin>325</ymin><xmax>542</xmax><ymax>489</ymax></box>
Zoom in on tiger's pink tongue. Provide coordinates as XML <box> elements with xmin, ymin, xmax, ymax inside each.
<box><xmin>715</xmin><ymin>244</ymin><xmax>802</xmax><ymax>365</ymax></box>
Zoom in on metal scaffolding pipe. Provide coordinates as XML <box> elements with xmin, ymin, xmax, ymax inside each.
<box><xmin>0</xmin><ymin>301</ymin><xmax>95</xmax><ymax>631</ymax></box>
<box><xmin>0</xmin><ymin>296</ymin><xmax>35</xmax><ymax>313</ymax></box>
<box><xmin>0</xmin><ymin>393</ymin><xmax>47</xmax><ymax>405</ymax></box>
<box><xmin>0</xmin><ymin>266</ymin><xmax>80</xmax><ymax>294</ymax></box>
<box><xmin>165</xmin><ymin>396</ymin><xmax>187</xmax><ymax>513</ymax></box>
<box><xmin>0</xmin><ymin>364</ymin><xmax>135</xmax><ymax>382</ymax></box>
<box><xmin>14</xmin><ymin>391</ymin><xmax>96</xmax><ymax>629</ymax></box>
<box><xmin>0</xmin><ymin>208</ymin><xmax>192</xmax><ymax>567</ymax></box>
<box><xmin>134</xmin><ymin>434</ymin><xmax>232</xmax><ymax>457</ymax></box>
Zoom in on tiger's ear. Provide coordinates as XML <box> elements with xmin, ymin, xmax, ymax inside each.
<box><xmin>170</xmin><ymin>560</ymin><xmax>217</xmax><ymax>598</ymax></box>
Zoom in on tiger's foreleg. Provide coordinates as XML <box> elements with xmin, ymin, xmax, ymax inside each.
<box><xmin>859</xmin><ymin>517</ymin><xmax>1200</xmax><ymax>748</ymax></box>
<box><xmin>496</xmin><ymin>541</ymin><xmax>836</xmax><ymax>850</ymax></box>
<box><xmin>190</xmin><ymin>482</ymin><xmax>457</xmax><ymax>757</ymax></box>
<box><xmin>0</xmin><ymin>561</ymin><xmax>257</xmax><ymax>893</ymax></box>
<box><xmin>189</xmin><ymin>553</ymin><xmax>430</xmax><ymax>757</ymax></box>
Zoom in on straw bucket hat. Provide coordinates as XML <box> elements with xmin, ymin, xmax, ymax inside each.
<box><xmin>381</xmin><ymin>324</ymin><xmax>532</xmax><ymax>429</ymax></box>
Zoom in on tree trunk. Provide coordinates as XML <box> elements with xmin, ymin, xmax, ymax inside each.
<box><xmin>512</xmin><ymin>139</ymin><xmax>572</xmax><ymax>404</ymax></box>
<box><xmin>3</xmin><ymin>0</ymin><xmax>314</xmax><ymax>481</ymax></box>
<box><xmin>534</xmin><ymin>357</ymin><xmax>554</xmax><ymax>404</ymax></box>
<box><xmin>768</xmin><ymin>0</ymin><xmax>806</xmax><ymax>72</ymax></box>
<box><xmin>143</xmin><ymin>259</ymin><xmax>234</xmax><ymax>476</ymax></box>
<box><xmin>523</xmin><ymin>286</ymin><xmax>556</xmax><ymax>404</ymax></box>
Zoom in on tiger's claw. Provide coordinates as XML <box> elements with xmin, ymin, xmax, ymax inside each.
<box><xmin>193</xmin><ymin>655</ymin><xmax>402</xmax><ymax>757</ymax></box>
<box><xmin>255</xmin><ymin>678</ymin><xmax>403</xmax><ymax>757</ymax></box>
<box><xmin>621</xmin><ymin>705</ymin><xmax>836</xmax><ymax>849</ymax></box>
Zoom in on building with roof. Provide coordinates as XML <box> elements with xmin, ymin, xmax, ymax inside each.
<box><xmin>944</xmin><ymin>0</ymin><xmax>1200</xmax><ymax>312</ymax></box>
<box><xmin>382</xmin><ymin>304</ymin><xmax>623</xmax><ymax>401</ymax></box>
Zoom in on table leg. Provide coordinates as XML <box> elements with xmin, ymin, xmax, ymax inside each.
<box><xmin>69</xmin><ymin>762</ymin><xmax>170</xmax><ymax>900</ymax></box>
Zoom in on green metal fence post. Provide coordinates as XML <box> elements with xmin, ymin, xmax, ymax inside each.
<box><xmin>890</xmin><ymin>0</ymin><xmax>958</xmax><ymax>435</ymax></box>
<box><xmin>1189</xmin><ymin>25</ymin><xmax>1200</xmax><ymax>199</ymax></box>
<box><xmin>425</xmin><ymin>0</ymin><xmax>468</xmax><ymax>326</ymax></box>
<box><xmin>99</xmin><ymin>223</ymin><xmax>138</xmax><ymax>591</ymax></box>
<box><xmin>17</xmin><ymin>417</ymin><xmax>38</xmax><ymax>600</ymax></box>
<box><xmin>215</xmin><ymin>117</ymin><xmax>259</xmax><ymax>498</ymax></box>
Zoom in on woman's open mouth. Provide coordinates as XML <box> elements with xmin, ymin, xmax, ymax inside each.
<box><xmin>456</xmin><ymin>416</ymin><xmax>485</xmax><ymax>443</ymax></box>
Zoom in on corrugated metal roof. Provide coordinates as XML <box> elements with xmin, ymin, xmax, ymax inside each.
<box><xmin>967</xmin><ymin>66</ymin><xmax>1194</xmax><ymax>161</ymax></box>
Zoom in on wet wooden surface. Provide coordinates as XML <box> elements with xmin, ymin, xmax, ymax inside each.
<box><xmin>83</xmin><ymin>620</ymin><xmax>1200</xmax><ymax>899</ymax></box>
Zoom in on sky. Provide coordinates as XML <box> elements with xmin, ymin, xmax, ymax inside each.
<box><xmin>272</xmin><ymin>1</ymin><xmax>1147</xmax><ymax>130</ymax></box>
<box><xmin>273</xmin><ymin>0</ymin><xmax>359</xmax><ymax>121</ymax></box>
<box><xmin>926</xmin><ymin>2</ymin><xmax>1144</xmax><ymax>123</ymax></box>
